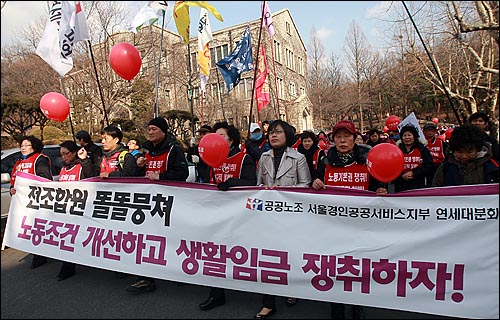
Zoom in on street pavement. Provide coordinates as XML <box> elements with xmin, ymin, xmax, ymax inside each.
<box><xmin>1</xmin><ymin>245</ymin><xmax>457</xmax><ymax>319</ymax></box>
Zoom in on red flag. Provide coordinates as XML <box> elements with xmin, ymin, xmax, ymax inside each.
<box><xmin>255</xmin><ymin>44</ymin><xmax>270</xmax><ymax>112</ymax></box>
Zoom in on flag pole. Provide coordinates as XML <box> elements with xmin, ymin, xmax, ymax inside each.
<box><xmin>187</xmin><ymin>43</ymin><xmax>196</xmax><ymax>137</ymax></box>
<box><xmin>153</xmin><ymin>10</ymin><xmax>167</xmax><ymax>118</ymax></box>
<box><xmin>268</xmin><ymin>36</ymin><xmax>280</xmax><ymax>119</ymax></box>
<box><xmin>247</xmin><ymin>3</ymin><xmax>267</xmax><ymax>138</ymax></box>
<box><xmin>86</xmin><ymin>40</ymin><xmax>109</xmax><ymax>128</ymax></box>
<box><xmin>216</xmin><ymin>70</ymin><xmax>227</xmax><ymax>121</ymax></box>
<box><xmin>201</xmin><ymin>92</ymin><xmax>205</xmax><ymax>123</ymax></box>
<box><xmin>59</xmin><ymin>77</ymin><xmax>77</xmax><ymax>142</ymax></box>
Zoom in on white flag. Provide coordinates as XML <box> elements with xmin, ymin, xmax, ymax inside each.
<box><xmin>74</xmin><ymin>1</ymin><xmax>89</xmax><ymax>41</ymax></box>
<box><xmin>36</xmin><ymin>1</ymin><xmax>85</xmax><ymax>77</ymax></box>
<box><xmin>149</xmin><ymin>1</ymin><xmax>168</xmax><ymax>11</ymax></box>
<box><xmin>197</xmin><ymin>8</ymin><xmax>212</xmax><ymax>93</ymax></box>
<box><xmin>128</xmin><ymin>1</ymin><xmax>168</xmax><ymax>33</ymax></box>
<box><xmin>398</xmin><ymin>112</ymin><xmax>428</xmax><ymax>145</ymax></box>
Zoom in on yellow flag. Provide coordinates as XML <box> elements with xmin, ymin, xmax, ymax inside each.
<box><xmin>174</xmin><ymin>1</ymin><xmax>223</xmax><ymax>43</ymax></box>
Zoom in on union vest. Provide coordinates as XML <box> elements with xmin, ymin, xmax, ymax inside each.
<box><xmin>426</xmin><ymin>138</ymin><xmax>446</xmax><ymax>165</ymax></box>
<box><xmin>324</xmin><ymin>163</ymin><xmax>370</xmax><ymax>190</ymax></box>
<box><xmin>100</xmin><ymin>151</ymin><xmax>122</xmax><ymax>174</ymax></box>
<box><xmin>59</xmin><ymin>164</ymin><xmax>83</xmax><ymax>182</ymax></box>
<box><xmin>402</xmin><ymin>148</ymin><xmax>423</xmax><ymax>173</ymax></box>
<box><xmin>312</xmin><ymin>148</ymin><xmax>322</xmax><ymax>171</ymax></box>
<box><xmin>211</xmin><ymin>151</ymin><xmax>246</xmax><ymax>184</ymax></box>
<box><xmin>10</xmin><ymin>153</ymin><xmax>50</xmax><ymax>187</ymax></box>
<box><xmin>145</xmin><ymin>149</ymin><xmax>170</xmax><ymax>179</ymax></box>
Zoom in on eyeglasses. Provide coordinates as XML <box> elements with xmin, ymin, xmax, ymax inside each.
<box><xmin>20</xmin><ymin>144</ymin><xmax>32</xmax><ymax>148</ymax></box>
<box><xmin>269</xmin><ymin>129</ymin><xmax>284</xmax><ymax>135</ymax></box>
<box><xmin>60</xmin><ymin>151</ymin><xmax>72</xmax><ymax>157</ymax></box>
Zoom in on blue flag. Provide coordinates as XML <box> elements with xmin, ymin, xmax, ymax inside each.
<box><xmin>216</xmin><ymin>26</ymin><xmax>253</xmax><ymax>92</ymax></box>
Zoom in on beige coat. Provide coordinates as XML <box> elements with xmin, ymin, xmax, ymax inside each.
<box><xmin>257</xmin><ymin>147</ymin><xmax>311</xmax><ymax>187</ymax></box>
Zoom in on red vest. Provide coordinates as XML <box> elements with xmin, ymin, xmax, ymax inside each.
<box><xmin>145</xmin><ymin>149</ymin><xmax>170</xmax><ymax>179</ymax></box>
<box><xmin>312</xmin><ymin>148</ymin><xmax>321</xmax><ymax>171</ymax></box>
<box><xmin>426</xmin><ymin>138</ymin><xmax>446</xmax><ymax>165</ymax></box>
<box><xmin>402</xmin><ymin>147</ymin><xmax>423</xmax><ymax>173</ymax></box>
<box><xmin>100</xmin><ymin>151</ymin><xmax>122</xmax><ymax>174</ymax></box>
<box><xmin>10</xmin><ymin>153</ymin><xmax>50</xmax><ymax>187</ymax></box>
<box><xmin>211</xmin><ymin>151</ymin><xmax>246</xmax><ymax>184</ymax></box>
<box><xmin>291</xmin><ymin>138</ymin><xmax>301</xmax><ymax>150</ymax></box>
<box><xmin>59</xmin><ymin>164</ymin><xmax>83</xmax><ymax>182</ymax></box>
<box><xmin>324</xmin><ymin>163</ymin><xmax>370</xmax><ymax>190</ymax></box>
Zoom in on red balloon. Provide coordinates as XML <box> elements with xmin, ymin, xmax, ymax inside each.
<box><xmin>432</xmin><ymin>117</ymin><xmax>439</xmax><ymax>124</ymax></box>
<box><xmin>109</xmin><ymin>42</ymin><xmax>142</xmax><ymax>80</ymax></box>
<box><xmin>445</xmin><ymin>128</ymin><xmax>454</xmax><ymax>140</ymax></box>
<box><xmin>198</xmin><ymin>133</ymin><xmax>229</xmax><ymax>168</ymax></box>
<box><xmin>366</xmin><ymin>143</ymin><xmax>405</xmax><ymax>182</ymax></box>
<box><xmin>39</xmin><ymin>92</ymin><xmax>70</xmax><ymax>122</ymax></box>
<box><xmin>385</xmin><ymin>115</ymin><xmax>400</xmax><ymax>131</ymax></box>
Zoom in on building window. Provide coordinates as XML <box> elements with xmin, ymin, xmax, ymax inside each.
<box><xmin>286</xmin><ymin>21</ymin><xmax>291</xmax><ymax>34</ymax></box>
<box><xmin>210</xmin><ymin>44</ymin><xmax>229</xmax><ymax>67</ymax></box>
<box><xmin>289</xmin><ymin>82</ymin><xmax>296</xmax><ymax>97</ymax></box>
<box><xmin>285</xmin><ymin>48</ymin><xmax>294</xmax><ymax>70</ymax></box>
<box><xmin>273</xmin><ymin>39</ymin><xmax>282</xmax><ymax>64</ymax></box>
<box><xmin>296</xmin><ymin>56</ymin><xmax>304</xmax><ymax>75</ymax></box>
<box><xmin>277</xmin><ymin>77</ymin><xmax>284</xmax><ymax>99</ymax></box>
<box><xmin>300</xmin><ymin>87</ymin><xmax>306</xmax><ymax>96</ymax></box>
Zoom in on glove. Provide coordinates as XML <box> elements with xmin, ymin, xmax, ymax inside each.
<box><xmin>217</xmin><ymin>181</ymin><xmax>231</xmax><ymax>191</ymax></box>
<box><xmin>191</xmin><ymin>155</ymin><xmax>200</xmax><ymax>164</ymax></box>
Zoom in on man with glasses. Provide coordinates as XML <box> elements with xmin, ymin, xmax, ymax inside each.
<box><xmin>75</xmin><ymin>130</ymin><xmax>102</xmax><ymax>177</ymax></box>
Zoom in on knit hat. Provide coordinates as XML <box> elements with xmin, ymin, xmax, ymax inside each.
<box><xmin>148</xmin><ymin>117</ymin><xmax>169</xmax><ymax>133</ymax></box>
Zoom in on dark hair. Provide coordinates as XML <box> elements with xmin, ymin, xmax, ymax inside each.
<box><xmin>448</xmin><ymin>125</ymin><xmax>485</xmax><ymax>152</ymax></box>
<box><xmin>399</xmin><ymin>125</ymin><xmax>419</xmax><ymax>139</ymax></box>
<box><xmin>101</xmin><ymin>125</ymin><xmax>123</xmax><ymax>142</ymax></box>
<box><xmin>59</xmin><ymin>140</ymin><xmax>80</xmax><ymax>153</ymax></box>
<box><xmin>213</xmin><ymin>121</ymin><xmax>241</xmax><ymax>148</ymax></box>
<box><xmin>75</xmin><ymin>130</ymin><xmax>92</xmax><ymax>143</ymax></box>
<box><xmin>367</xmin><ymin>128</ymin><xmax>380</xmax><ymax>137</ymax></box>
<box><xmin>300</xmin><ymin>130</ymin><xmax>318</xmax><ymax>145</ymax></box>
<box><xmin>128</xmin><ymin>137</ymin><xmax>142</xmax><ymax>148</ymax></box>
<box><xmin>468</xmin><ymin>111</ymin><xmax>490</xmax><ymax>124</ymax></box>
<box><xmin>19</xmin><ymin>135</ymin><xmax>44</xmax><ymax>153</ymax></box>
<box><xmin>268</xmin><ymin>120</ymin><xmax>295</xmax><ymax>147</ymax></box>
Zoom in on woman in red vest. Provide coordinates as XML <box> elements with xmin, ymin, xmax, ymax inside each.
<box><xmin>198</xmin><ymin>121</ymin><xmax>257</xmax><ymax>311</ymax></box>
<box><xmin>56</xmin><ymin>140</ymin><xmax>94</xmax><ymax>280</ymax></box>
<box><xmin>10</xmin><ymin>135</ymin><xmax>52</xmax><ymax>269</ymax></box>
<box><xmin>311</xmin><ymin>120</ymin><xmax>387</xmax><ymax>319</ymax></box>
<box><xmin>393</xmin><ymin>125</ymin><xmax>434</xmax><ymax>192</ymax></box>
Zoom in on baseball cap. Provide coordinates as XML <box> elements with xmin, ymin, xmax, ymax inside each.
<box><xmin>250</xmin><ymin>123</ymin><xmax>261</xmax><ymax>133</ymax></box>
<box><xmin>423</xmin><ymin>122</ymin><xmax>437</xmax><ymax>130</ymax></box>
<box><xmin>331</xmin><ymin>120</ymin><xmax>358</xmax><ymax>135</ymax></box>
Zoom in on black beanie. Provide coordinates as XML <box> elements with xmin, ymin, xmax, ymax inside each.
<box><xmin>148</xmin><ymin>117</ymin><xmax>169</xmax><ymax>133</ymax></box>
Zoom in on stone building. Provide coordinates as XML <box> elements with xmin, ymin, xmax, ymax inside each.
<box><xmin>69</xmin><ymin>8</ymin><xmax>313</xmax><ymax>136</ymax></box>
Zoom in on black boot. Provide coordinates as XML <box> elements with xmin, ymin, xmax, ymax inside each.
<box><xmin>31</xmin><ymin>255</ymin><xmax>47</xmax><ymax>269</ymax></box>
<box><xmin>57</xmin><ymin>261</ymin><xmax>76</xmax><ymax>280</ymax></box>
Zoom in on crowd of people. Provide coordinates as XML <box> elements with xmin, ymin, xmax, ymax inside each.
<box><xmin>8</xmin><ymin>111</ymin><xmax>499</xmax><ymax>319</ymax></box>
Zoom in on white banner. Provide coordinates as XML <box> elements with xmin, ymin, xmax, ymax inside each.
<box><xmin>3</xmin><ymin>172</ymin><xmax>499</xmax><ymax>319</ymax></box>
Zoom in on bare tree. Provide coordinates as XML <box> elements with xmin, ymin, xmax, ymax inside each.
<box><xmin>343</xmin><ymin>20</ymin><xmax>372</xmax><ymax>130</ymax></box>
<box><xmin>388</xmin><ymin>1</ymin><xmax>498</xmax><ymax>130</ymax></box>
<box><xmin>307</xmin><ymin>26</ymin><xmax>327</xmax><ymax>130</ymax></box>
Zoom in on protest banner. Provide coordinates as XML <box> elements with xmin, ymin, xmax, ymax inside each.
<box><xmin>2</xmin><ymin>172</ymin><xmax>498</xmax><ymax>319</ymax></box>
